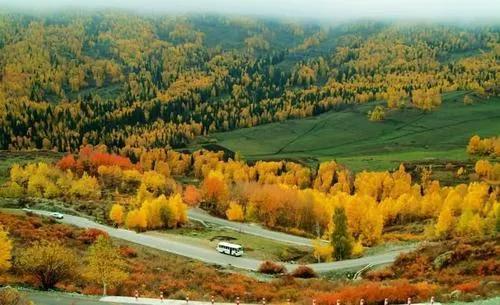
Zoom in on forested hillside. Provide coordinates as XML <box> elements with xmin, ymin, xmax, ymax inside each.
<box><xmin>0</xmin><ymin>11</ymin><xmax>498</xmax><ymax>152</ymax></box>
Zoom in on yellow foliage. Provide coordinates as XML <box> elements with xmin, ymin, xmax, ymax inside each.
<box><xmin>226</xmin><ymin>201</ymin><xmax>244</xmax><ymax>222</ymax></box>
<box><xmin>70</xmin><ymin>172</ymin><xmax>101</xmax><ymax>199</ymax></box>
<box><xmin>368</xmin><ymin>105</ymin><xmax>386</xmax><ymax>121</ymax></box>
<box><xmin>435</xmin><ymin>206</ymin><xmax>454</xmax><ymax>239</ymax></box>
<box><xmin>352</xmin><ymin>240</ymin><xmax>364</xmax><ymax>257</ymax></box>
<box><xmin>98</xmin><ymin>165</ymin><xmax>123</xmax><ymax>188</ymax></box>
<box><xmin>455</xmin><ymin>209</ymin><xmax>485</xmax><ymax>238</ymax></box>
<box><xmin>467</xmin><ymin>135</ymin><xmax>499</xmax><ymax>157</ymax></box>
<box><xmin>475</xmin><ymin>159</ymin><xmax>492</xmax><ymax>178</ymax></box>
<box><xmin>141</xmin><ymin>170</ymin><xmax>167</xmax><ymax>194</ymax></box>
<box><xmin>412</xmin><ymin>88</ymin><xmax>441</xmax><ymax>111</ymax></box>
<box><xmin>312</xmin><ymin>239</ymin><xmax>333</xmax><ymax>262</ymax></box>
<box><xmin>0</xmin><ymin>227</ymin><xmax>12</xmax><ymax>272</ymax></box>
<box><xmin>344</xmin><ymin>194</ymin><xmax>384</xmax><ymax>246</ymax></box>
<box><xmin>109</xmin><ymin>204</ymin><xmax>125</xmax><ymax>225</ymax></box>
<box><xmin>201</xmin><ymin>170</ymin><xmax>229</xmax><ymax>207</ymax></box>
<box><xmin>125</xmin><ymin>209</ymin><xmax>147</xmax><ymax>231</ymax></box>
<box><xmin>135</xmin><ymin>194</ymin><xmax>188</xmax><ymax>229</ymax></box>
<box><xmin>84</xmin><ymin>236</ymin><xmax>128</xmax><ymax>295</ymax></box>
<box><xmin>0</xmin><ymin>181</ymin><xmax>24</xmax><ymax>198</ymax></box>
<box><xmin>16</xmin><ymin>241</ymin><xmax>78</xmax><ymax>290</ymax></box>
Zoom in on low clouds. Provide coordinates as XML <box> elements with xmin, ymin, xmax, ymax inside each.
<box><xmin>0</xmin><ymin>0</ymin><xmax>498</xmax><ymax>21</ymax></box>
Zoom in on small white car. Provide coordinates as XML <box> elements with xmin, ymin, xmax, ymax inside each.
<box><xmin>50</xmin><ymin>212</ymin><xmax>64</xmax><ymax>219</ymax></box>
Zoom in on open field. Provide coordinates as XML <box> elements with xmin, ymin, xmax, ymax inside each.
<box><xmin>0</xmin><ymin>150</ymin><xmax>62</xmax><ymax>184</ymax></box>
<box><xmin>197</xmin><ymin>91</ymin><xmax>500</xmax><ymax>172</ymax></box>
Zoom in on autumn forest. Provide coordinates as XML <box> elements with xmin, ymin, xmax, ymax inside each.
<box><xmin>0</xmin><ymin>7</ymin><xmax>499</xmax><ymax>305</ymax></box>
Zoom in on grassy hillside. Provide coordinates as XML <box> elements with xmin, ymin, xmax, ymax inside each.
<box><xmin>0</xmin><ymin>151</ymin><xmax>62</xmax><ymax>185</ymax></box>
<box><xmin>196</xmin><ymin>91</ymin><xmax>500</xmax><ymax>171</ymax></box>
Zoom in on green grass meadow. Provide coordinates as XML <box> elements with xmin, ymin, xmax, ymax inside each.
<box><xmin>202</xmin><ymin>91</ymin><xmax>500</xmax><ymax>172</ymax></box>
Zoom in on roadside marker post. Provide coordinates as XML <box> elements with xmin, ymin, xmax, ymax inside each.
<box><xmin>407</xmin><ymin>298</ymin><xmax>411</xmax><ymax>305</ymax></box>
<box><xmin>236</xmin><ymin>296</ymin><xmax>240</xmax><ymax>305</ymax></box>
<box><xmin>212</xmin><ymin>295</ymin><xmax>215</xmax><ymax>305</ymax></box>
<box><xmin>160</xmin><ymin>292</ymin><xmax>164</xmax><ymax>303</ymax></box>
<box><xmin>360</xmin><ymin>299</ymin><xmax>365</xmax><ymax>305</ymax></box>
<box><xmin>431</xmin><ymin>297</ymin><xmax>435</xmax><ymax>304</ymax></box>
<box><xmin>262</xmin><ymin>297</ymin><xmax>266</xmax><ymax>305</ymax></box>
<box><xmin>135</xmin><ymin>290</ymin><xmax>139</xmax><ymax>301</ymax></box>
<box><xmin>336</xmin><ymin>300</ymin><xmax>340</xmax><ymax>305</ymax></box>
<box><xmin>313</xmin><ymin>299</ymin><xmax>316</xmax><ymax>305</ymax></box>
<box><xmin>186</xmin><ymin>296</ymin><xmax>190</xmax><ymax>304</ymax></box>
<box><xmin>287</xmin><ymin>298</ymin><xmax>291</xmax><ymax>305</ymax></box>
<box><xmin>384</xmin><ymin>298</ymin><xmax>389</xmax><ymax>305</ymax></box>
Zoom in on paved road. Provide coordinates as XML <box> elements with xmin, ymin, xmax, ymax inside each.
<box><xmin>28</xmin><ymin>210</ymin><xmax>414</xmax><ymax>273</ymax></box>
<box><xmin>188</xmin><ymin>208</ymin><xmax>316</xmax><ymax>247</ymax></box>
<box><xmin>25</xmin><ymin>291</ymin><xmax>119</xmax><ymax>305</ymax></box>
<box><xmin>26</xmin><ymin>291</ymin><xmax>448</xmax><ymax>305</ymax></box>
<box><xmin>26</xmin><ymin>291</ymin><xmax>248</xmax><ymax>305</ymax></box>
<box><xmin>101</xmin><ymin>296</ymin><xmax>252</xmax><ymax>305</ymax></box>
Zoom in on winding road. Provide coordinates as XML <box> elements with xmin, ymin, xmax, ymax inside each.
<box><xmin>188</xmin><ymin>208</ymin><xmax>316</xmax><ymax>247</ymax></box>
<box><xmin>28</xmin><ymin>210</ymin><xmax>415</xmax><ymax>273</ymax></box>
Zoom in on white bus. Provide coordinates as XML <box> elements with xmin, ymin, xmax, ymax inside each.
<box><xmin>216</xmin><ymin>241</ymin><xmax>244</xmax><ymax>257</ymax></box>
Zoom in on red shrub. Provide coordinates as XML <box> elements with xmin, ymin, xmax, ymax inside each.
<box><xmin>81</xmin><ymin>285</ymin><xmax>104</xmax><ymax>296</ymax></box>
<box><xmin>78</xmin><ymin>228</ymin><xmax>109</xmax><ymax>244</ymax></box>
<box><xmin>119</xmin><ymin>245</ymin><xmax>138</xmax><ymax>258</ymax></box>
<box><xmin>291</xmin><ymin>266</ymin><xmax>317</xmax><ymax>278</ymax></box>
<box><xmin>452</xmin><ymin>243</ymin><xmax>474</xmax><ymax>262</ymax></box>
<box><xmin>476</xmin><ymin>259</ymin><xmax>500</xmax><ymax>276</ymax></box>
<box><xmin>90</xmin><ymin>152</ymin><xmax>134</xmax><ymax>170</ymax></box>
<box><xmin>365</xmin><ymin>268</ymin><xmax>395</xmax><ymax>281</ymax></box>
<box><xmin>316</xmin><ymin>280</ymin><xmax>436</xmax><ymax>305</ymax></box>
<box><xmin>57</xmin><ymin>145</ymin><xmax>135</xmax><ymax>175</ymax></box>
<box><xmin>258</xmin><ymin>261</ymin><xmax>287</xmax><ymax>275</ymax></box>
<box><xmin>57</xmin><ymin>154</ymin><xmax>77</xmax><ymax>171</ymax></box>
<box><xmin>454</xmin><ymin>281</ymin><xmax>481</xmax><ymax>293</ymax></box>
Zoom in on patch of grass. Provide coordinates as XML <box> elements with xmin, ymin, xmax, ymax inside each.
<box><xmin>0</xmin><ymin>150</ymin><xmax>62</xmax><ymax>184</ymax></box>
<box><xmin>363</xmin><ymin>241</ymin><xmax>418</xmax><ymax>257</ymax></box>
<box><xmin>445</xmin><ymin>297</ymin><xmax>500</xmax><ymax>305</ymax></box>
<box><xmin>201</xmin><ymin>91</ymin><xmax>500</xmax><ymax>172</ymax></box>
<box><xmin>148</xmin><ymin>226</ymin><xmax>312</xmax><ymax>263</ymax></box>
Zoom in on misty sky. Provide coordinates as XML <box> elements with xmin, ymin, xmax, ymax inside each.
<box><xmin>0</xmin><ymin>0</ymin><xmax>499</xmax><ymax>21</ymax></box>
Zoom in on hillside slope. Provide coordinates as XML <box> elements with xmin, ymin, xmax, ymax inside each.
<box><xmin>201</xmin><ymin>92</ymin><xmax>500</xmax><ymax>171</ymax></box>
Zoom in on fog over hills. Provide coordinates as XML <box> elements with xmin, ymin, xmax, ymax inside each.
<box><xmin>0</xmin><ymin>0</ymin><xmax>499</xmax><ymax>21</ymax></box>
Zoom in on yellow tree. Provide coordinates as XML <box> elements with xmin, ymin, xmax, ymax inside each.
<box><xmin>467</xmin><ymin>135</ymin><xmax>481</xmax><ymax>154</ymax></box>
<box><xmin>183</xmin><ymin>185</ymin><xmax>202</xmax><ymax>206</ymax></box>
<box><xmin>435</xmin><ymin>206</ymin><xmax>454</xmax><ymax>239</ymax></box>
<box><xmin>125</xmin><ymin>209</ymin><xmax>147</xmax><ymax>231</ymax></box>
<box><xmin>226</xmin><ymin>201</ymin><xmax>244</xmax><ymax>222</ymax></box>
<box><xmin>0</xmin><ymin>226</ymin><xmax>12</xmax><ymax>272</ymax></box>
<box><xmin>165</xmin><ymin>193</ymin><xmax>188</xmax><ymax>228</ymax></box>
<box><xmin>109</xmin><ymin>204</ymin><xmax>125</xmax><ymax>226</ymax></box>
<box><xmin>201</xmin><ymin>170</ymin><xmax>229</xmax><ymax>213</ymax></box>
<box><xmin>368</xmin><ymin>105</ymin><xmax>386</xmax><ymax>121</ymax></box>
<box><xmin>70</xmin><ymin>172</ymin><xmax>101</xmax><ymax>199</ymax></box>
<box><xmin>16</xmin><ymin>241</ymin><xmax>78</xmax><ymax>290</ymax></box>
<box><xmin>0</xmin><ymin>287</ymin><xmax>31</xmax><ymax>305</ymax></box>
<box><xmin>475</xmin><ymin>159</ymin><xmax>492</xmax><ymax>179</ymax></box>
<box><xmin>455</xmin><ymin>209</ymin><xmax>485</xmax><ymax>238</ymax></box>
<box><xmin>84</xmin><ymin>236</ymin><xmax>128</xmax><ymax>296</ymax></box>
<box><xmin>312</xmin><ymin>239</ymin><xmax>333</xmax><ymax>262</ymax></box>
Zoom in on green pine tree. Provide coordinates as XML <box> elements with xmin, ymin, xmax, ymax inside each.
<box><xmin>331</xmin><ymin>207</ymin><xmax>353</xmax><ymax>260</ymax></box>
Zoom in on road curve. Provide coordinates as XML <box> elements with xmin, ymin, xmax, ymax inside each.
<box><xmin>30</xmin><ymin>210</ymin><xmax>414</xmax><ymax>273</ymax></box>
<box><xmin>188</xmin><ymin>208</ymin><xmax>316</xmax><ymax>247</ymax></box>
